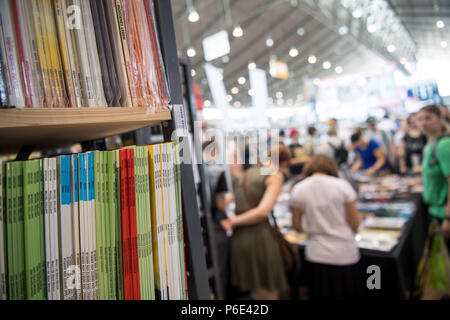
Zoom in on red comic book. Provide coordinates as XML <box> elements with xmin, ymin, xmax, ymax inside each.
<box><xmin>127</xmin><ymin>148</ymin><xmax>140</xmax><ymax>300</ymax></box>
<box><xmin>119</xmin><ymin>149</ymin><xmax>132</xmax><ymax>300</ymax></box>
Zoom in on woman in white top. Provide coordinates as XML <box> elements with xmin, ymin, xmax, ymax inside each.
<box><xmin>290</xmin><ymin>155</ymin><xmax>361</xmax><ymax>300</ymax></box>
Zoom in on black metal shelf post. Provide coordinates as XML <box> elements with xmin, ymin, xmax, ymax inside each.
<box><xmin>153</xmin><ymin>0</ymin><xmax>210</xmax><ymax>300</ymax></box>
<box><xmin>179</xmin><ymin>56</ymin><xmax>224</xmax><ymax>300</ymax></box>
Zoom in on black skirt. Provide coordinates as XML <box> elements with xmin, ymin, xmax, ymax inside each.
<box><xmin>304</xmin><ymin>260</ymin><xmax>362</xmax><ymax>300</ymax></box>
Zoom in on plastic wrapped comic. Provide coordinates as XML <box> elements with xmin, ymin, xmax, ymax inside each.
<box><xmin>54</xmin><ymin>0</ymin><xmax>79</xmax><ymax>108</ymax></box>
<box><xmin>71</xmin><ymin>0</ymin><xmax>101</xmax><ymax>107</ymax></box>
<box><xmin>30</xmin><ymin>0</ymin><xmax>54</xmax><ymax>108</ymax></box>
<box><xmin>90</xmin><ymin>0</ymin><xmax>114</xmax><ymax>107</ymax></box>
<box><xmin>0</xmin><ymin>0</ymin><xmax>25</xmax><ymax>108</ymax></box>
<box><xmin>122</xmin><ymin>0</ymin><xmax>161</xmax><ymax>110</ymax></box>
<box><xmin>60</xmin><ymin>0</ymin><xmax>84</xmax><ymax>107</ymax></box>
<box><xmin>16</xmin><ymin>0</ymin><xmax>45</xmax><ymax>108</ymax></box>
<box><xmin>80</xmin><ymin>0</ymin><xmax>107</xmax><ymax>107</ymax></box>
<box><xmin>145</xmin><ymin>0</ymin><xmax>170</xmax><ymax>110</ymax></box>
<box><xmin>97</xmin><ymin>0</ymin><xmax>121</xmax><ymax>107</ymax></box>
<box><xmin>42</xmin><ymin>0</ymin><xmax>68</xmax><ymax>108</ymax></box>
<box><xmin>0</xmin><ymin>17</ymin><xmax>9</xmax><ymax>107</ymax></box>
<box><xmin>10</xmin><ymin>0</ymin><xmax>33</xmax><ymax>108</ymax></box>
<box><xmin>114</xmin><ymin>0</ymin><xmax>138</xmax><ymax>107</ymax></box>
<box><xmin>105</xmin><ymin>0</ymin><xmax>132</xmax><ymax>108</ymax></box>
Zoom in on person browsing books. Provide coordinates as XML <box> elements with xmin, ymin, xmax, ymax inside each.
<box><xmin>290</xmin><ymin>155</ymin><xmax>361</xmax><ymax>300</ymax></box>
<box><xmin>350</xmin><ymin>132</ymin><xmax>389</xmax><ymax>176</ymax></box>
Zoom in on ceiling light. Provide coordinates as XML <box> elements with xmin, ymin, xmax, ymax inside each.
<box><xmin>222</xmin><ymin>55</ymin><xmax>230</xmax><ymax>63</ymax></box>
<box><xmin>338</xmin><ymin>26</ymin><xmax>349</xmax><ymax>35</ymax></box>
<box><xmin>356</xmin><ymin>77</ymin><xmax>367</xmax><ymax>86</ymax></box>
<box><xmin>187</xmin><ymin>47</ymin><xmax>196</xmax><ymax>57</ymax></box>
<box><xmin>266</xmin><ymin>38</ymin><xmax>274</xmax><ymax>47</ymax></box>
<box><xmin>387</xmin><ymin>44</ymin><xmax>396</xmax><ymax>53</ymax></box>
<box><xmin>276</xmin><ymin>91</ymin><xmax>283</xmax><ymax>99</ymax></box>
<box><xmin>335</xmin><ymin>66</ymin><xmax>343</xmax><ymax>74</ymax></box>
<box><xmin>277</xmin><ymin>99</ymin><xmax>284</xmax><ymax>105</ymax></box>
<box><xmin>248</xmin><ymin>89</ymin><xmax>255</xmax><ymax>96</ymax></box>
<box><xmin>188</xmin><ymin>9</ymin><xmax>200</xmax><ymax>23</ymax></box>
<box><xmin>191</xmin><ymin>69</ymin><xmax>196</xmax><ymax>77</ymax></box>
<box><xmin>289</xmin><ymin>48</ymin><xmax>299</xmax><ymax>57</ymax></box>
<box><xmin>323</xmin><ymin>61</ymin><xmax>331</xmax><ymax>70</ymax></box>
<box><xmin>313</xmin><ymin>78</ymin><xmax>321</xmax><ymax>86</ymax></box>
<box><xmin>204</xmin><ymin>100</ymin><xmax>211</xmax><ymax>107</ymax></box>
<box><xmin>232</xmin><ymin>26</ymin><xmax>243</xmax><ymax>38</ymax></box>
<box><xmin>399</xmin><ymin>58</ymin><xmax>407</xmax><ymax>65</ymax></box>
<box><xmin>436</xmin><ymin>20</ymin><xmax>445</xmax><ymax>29</ymax></box>
<box><xmin>248</xmin><ymin>62</ymin><xmax>256</xmax><ymax>70</ymax></box>
<box><xmin>231</xmin><ymin>87</ymin><xmax>239</xmax><ymax>95</ymax></box>
<box><xmin>308</xmin><ymin>56</ymin><xmax>317</xmax><ymax>64</ymax></box>
<box><xmin>226</xmin><ymin>95</ymin><xmax>233</xmax><ymax>102</ymax></box>
<box><xmin>441</xmin><ymin>41</ymin><xmax>448</xmax><ymax>48</ymax></box>
<box><xmin>217</xmin><ymin>73</ymin><xmax>223</xmax><ymax>81</ymax></box>
<box><xmin>287</xmin><ymin>99</ymin><xmax>293</xmax><ymax>105</ymax></box>
<box><xmin>267</xmin><ymin>97</ymin><xmax>274</xmax><ymax>104</ymax></box>
<box><xmin>352</xmin><ymin>10</ymin><xmax>362</xmax><ymax>19</ymax></box>
<box><xmin>367</xmin><ymin>24</ymin><xmax>378</xmax><ymax>33</ymax></box>
<box><xmin>234</xmin><ymin>101</ymin><xmax>241</xmax><ymax>108</ymax></box>
<box><xmin>297</xmin><ymin>27</ymin><xmax>305</xmax><ymax>36</ymax></box>
<box><xmin>238</xmin><ymin>77</ymin><xmax>246</xmax><ymax>85</ymax></box>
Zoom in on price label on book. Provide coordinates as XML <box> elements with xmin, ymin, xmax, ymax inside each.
<box><xmin>173</xmin><ymin>104</ymin><xmax>188</xmax><ymax>137</ymax></box>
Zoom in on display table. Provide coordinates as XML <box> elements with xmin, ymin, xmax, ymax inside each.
<box><xmin>278</xmin><ymin>174</ymin><xmax>428</xmax><ymax>300</ymax></box>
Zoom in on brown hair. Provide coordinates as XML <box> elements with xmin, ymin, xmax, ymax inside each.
<box><xmin>420</xmin><ymin>105</ymin><xmax>442</xmax><ymax>118</ymax></box>
<box><xmin>420</xmin><ymin>104</ymin><xmax>448</xmax><ymax>134</ymax></box>
<box><xmin>269</xmin><ymin>144</ymin><xmax>292</xmax><ymax>164</ymax></box>
<box><xmin>302</xmin><ymin>155</ymin><xmax>339</xmax><ymax>178</ymax></box>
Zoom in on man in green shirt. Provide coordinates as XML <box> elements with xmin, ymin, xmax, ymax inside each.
<box><xmin>418</xmin><ymin>105</ymin><xmax>450</xmax><ymax>249</ymax></box>
<box><xmin>422</xmin><ymin>137</ymin><xmax>450</xmax><ymax>219</ymax></box>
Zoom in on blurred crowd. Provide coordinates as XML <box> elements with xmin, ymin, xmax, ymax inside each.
<box><xmin>201</xmin><ymin>104</ymin><xmax>450</xmax><ymax>300</ymax></box>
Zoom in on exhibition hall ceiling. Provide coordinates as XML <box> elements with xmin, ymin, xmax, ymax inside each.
<box><xmin>171</xmin><ymin>0</ymin><xmax>449</xmax><ymax>107</ymax></box>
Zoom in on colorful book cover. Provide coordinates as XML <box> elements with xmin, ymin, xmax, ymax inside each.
<box><xmin>71</xmin><ymin>154</ymin><xmax>82</xmax><ymax>299</ymax></box>
<box><xmin>126</xmin><ymin>148</ymin><xmax>140</xmax><ymax>300</ymax></box>
<box><xmin>119</xmin><ymin>148</ymin><xmax>131</xmax><ymax>299</ymax></box>
<box><xmin>0</xmin><ymin>0</ymin><xmax>25</xmax><ymax>108</ymax></box>
<box><xmin>94</xmin><ymin>151</ymin><xmax>105</xmax><ymax>299</ymax></box>
<box><xmin>173</xmin><ymin>142</ymin><xmax>187</xmax><ymax>299</ymax></box>
<box><xmin>113</xmin><ymin>150</ymin><xmax>123</xmax><ymax>300</ymax></box>
<box><xmin>0</xmin><ymin>162</ymin><xmax>5</xmax><ymax>300</ymax></box>
<box><xmin>49</xmin><ymin>157</ymin><xmax>61</xmax><ymax>300</ymax></box>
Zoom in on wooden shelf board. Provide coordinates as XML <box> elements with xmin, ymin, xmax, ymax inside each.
<box><xmin>0</xmin><ymin>107</ymin><xmax>171</xmax><ymax>155</ymax></box>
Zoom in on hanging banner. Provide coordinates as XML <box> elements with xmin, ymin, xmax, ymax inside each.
<box><xmin>202</xmin><ymin>30</ymin><xmax>231</xmax><ymax>62</ymax></box>
<box><xmin>270</xmin><ymin>60</ymin><xmax>289</xmax><ymax>79</ymax></box>
<box><xmin>250</xmin><ymin>68</ymin><xmax>269</xmax><ymax>128</ymax></box>
<box><xmin>204</xmin><ymin>63</ymin><xmax>231</xmax><ymax>130</ymax></box>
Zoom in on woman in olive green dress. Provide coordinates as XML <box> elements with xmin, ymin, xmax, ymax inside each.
<box><xmin>222</xmin><ymin>144</ymin><xmax>291</xmax><ymax>300</ymax></box>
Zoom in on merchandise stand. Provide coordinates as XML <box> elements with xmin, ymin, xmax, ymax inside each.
<box><xmin>0</xmin><ymin>0</ymin><xmax>210</xmax><ymax>301</ymax></box>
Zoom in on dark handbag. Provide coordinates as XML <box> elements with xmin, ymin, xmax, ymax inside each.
<box><xmin>242</xmin><ymin>169</ymin><xmax>301</xmax><ymax>276</ymax></box>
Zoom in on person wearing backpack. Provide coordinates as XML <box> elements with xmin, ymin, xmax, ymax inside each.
<box><xmin>327</xmin><ymin>127</ymin><xmax>348</xmax><ymax>167</ymax></box>
<box><xmin>417</xmin><ymin>105</ymin><xmax>450</xmax><ymax>250</ymax></box>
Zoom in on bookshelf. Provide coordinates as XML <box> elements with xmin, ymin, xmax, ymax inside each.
<box><xmin>0</xmin><ymin>107</ymin><xmax>172</xmax><ymax>155</ymax></box>
<box><xmin>0</xmin><ymin>0</ymin><xmax>210</xmax><ymax>300</ymax></box>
